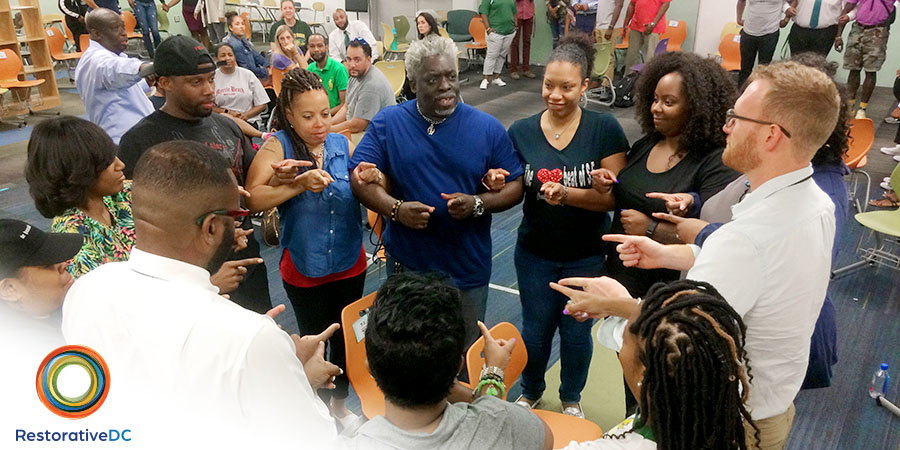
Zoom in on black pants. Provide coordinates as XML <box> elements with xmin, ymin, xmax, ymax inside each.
<box><xmin>228</xmin><ymin>228</ymin><xmax>272</xmax><ymax>315</ymax></box>
<box><xmin>739</xmin><ymin>29</ymin><xmax>779</xmax><ymax>86</ymax></box>
<box><xmin>65</xmin><ymin>16</ymin><xmax>87</xmax><ymax>52</ymax></box>
<box><xmin>282</xmin><ymin>271</ymin><xmax>366</xmax><ymax>401</ymax></box>
<box><xmin>788</xmin><ymin>24</ymin><xmax>837</xmax><ymax>57</ymax></box>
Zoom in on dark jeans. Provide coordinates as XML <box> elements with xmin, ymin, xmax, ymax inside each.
<box><xmin>515</xmin><ymin>244</ymin><xmax>604</xmax><ymax>403</ymax></box>
<box><xmin>65</xmin><ymin>16</ymin><xmax>87</xmax><ymax>52</ymax></box>
<box><xmin>510</xmin><ymin>17</ymin><xmax>533</xmax><ymax>72</ymax></box>
<box><xmin>739</xmin><ymin>29</ymin><xmax>779</xmax><ymax>86</ymax></box>
<box><xmin>133</xmin><ymin>1</ymin><xmax>161</xmax><ymax>57</ymax></box>
<box><xmin>574</xmin><ymin>12</ymin><xmax>596</xmax><ymax>35</ymax></box>
<box><xmin>282</xmin><ymin>271</ymin><xmax>366</xmax><ymax>400</ymax></box>
<box><xmin>788</xmin><ymin>24</ymin><xmax>837</xmax><ymax>57</ymax></box>
<box><xmin>227</xmin><ymin>229</ymin><xmax>272</xmax><ymax>315</ymax></box>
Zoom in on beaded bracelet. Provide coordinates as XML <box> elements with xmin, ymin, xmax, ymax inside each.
<box><xmin>390</xmin><ymin>200</ymin><xmax>404</xmax><ymax>222</ymax></box>
<box><xmin>560</xmin><ymin>185</ymin><xmax>569</xmax><ymax>205</ymax></box>
<box><xmin>480</xmin><ymin>366</ymin><xmax>504</xmax><ymax>383</ymax></box>
<box><xmin>474</xmin><ymin>378</ymin><xmax>506</xmax><ymax>399</ymax></box>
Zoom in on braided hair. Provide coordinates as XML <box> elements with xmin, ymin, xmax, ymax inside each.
<box><xmin>273</xmin><ymin>68</ymin><xmax>327</xmax><ymax>168</ymax></box>
<box><xmin>626</xmin><ymin>279</ymin><xmax>757</xmax><ymax>450</ymax></box>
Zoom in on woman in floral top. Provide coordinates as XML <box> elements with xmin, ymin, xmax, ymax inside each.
<box><xmin>25</xmin><ymin>116</ymin><xmax>134</xmax><ymax>278</ymax></box>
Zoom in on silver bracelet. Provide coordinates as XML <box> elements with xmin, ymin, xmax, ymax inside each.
<box><xmin>480</xmin><ymin>365</ymin><xmax>504</xmax><ymax>382</ymax></box>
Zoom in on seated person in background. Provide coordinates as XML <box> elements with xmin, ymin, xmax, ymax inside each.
<box><xmin>268</xmin><ymin>0</ymin><xmax>312</xmax><ymax>54</ymax></box>
<box><xmin>331</xmin><ymin>39</ymin><xmax>395</xmax><ymax>134</ymax></box>
<box><xmin>559</xmin><ymin>279</ymin><xmax>754</xmax><ymax>450</ymax></box>
<box><xmin>341</xmin><ymin>272</ymin><xmax>552</xmax><ymax>450</ymax></box>
<box><xmin>272</xmin><ymin>24</ymin><xmax>310</xmax><ymax>71</ymax></box>
<box><xmin>307</xmin><ymin>33</ymin><xmax>349</xmax><ymax>117</ymax></box>
<box><xmin>223</xmin><ymin>11</ymin><xmax>269</xmax><ymax>80</ymax></box>
<box><xmin>25</xmin><ymin>116</ymin><xmax>132</xmax><ymax>279</ymax></box>
<box><xmin>214</xmin><ymin>43</ymin><xmax>270</xmax><ymax>127</ymax></box>
<box><xmin>329</xmin><ymin>8</ymin><xmax>378</xmax><ymax>63</ymax></box>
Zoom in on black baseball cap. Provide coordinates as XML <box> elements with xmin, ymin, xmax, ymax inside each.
<box><xmin>0</xmin><ymin>219</ymin><xmax>82</xmax><ymax>279</ymax></box>
<box><xmin>151</xmin><ymin>35</ymin><xmax>216</xmax><ymax>77</ymax></box>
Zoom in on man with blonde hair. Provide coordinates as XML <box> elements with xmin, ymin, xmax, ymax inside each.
<box><xmin>552</xmin><ymin>61</ymin><xmax>840</xmax><ymax>450</ymax></box>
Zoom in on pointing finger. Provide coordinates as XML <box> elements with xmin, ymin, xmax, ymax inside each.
<box><xmin>652</xmin><ymin>212</ymin><xmax>684</xmax><ymax>223</ymax></box>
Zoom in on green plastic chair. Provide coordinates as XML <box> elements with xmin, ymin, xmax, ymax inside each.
<box><xmin>392</xmin><ymin>15</ymin><xmax>410</xmax><ymax>44</ymax></box>
<box><xmin>586</xmin><ymin>42</ymin><xmax>615</xmax><ymax>107</ymax></box>
<box><xmin>157</xmin><ymin>4</ymin><xmax>169</xmax><ymax>34</ymax></box>
<box><xmin>832</xmin><ymin>162</ymin><xmax>900</xmax><ymax>277</ymax></box>
<box><xmin>447</xmin><ymin>9</ymin><xmax>476</xmax><ymax>42</ymax></box>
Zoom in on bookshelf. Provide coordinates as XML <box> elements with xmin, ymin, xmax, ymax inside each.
<box><xmin>0</xmin><ymin>0</ymin><xmax>61</xmax><ymax>119</ymax></box>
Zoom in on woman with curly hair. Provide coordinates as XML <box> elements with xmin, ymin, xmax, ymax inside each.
<box><xmin>555</xmin><ymin>279</ymin><xmax>756</xmax><ymax>450</ymax></box>
<box><xmin>26</xmin><ymin>116</ymin><xmax>132</xmax><ymax>279</ymax></box>
<box><xmin>604</xmin><ymin>51</ymin><xmax>739</xmax><ymax>301</ymax></box>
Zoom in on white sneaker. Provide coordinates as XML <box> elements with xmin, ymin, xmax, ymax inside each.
<box><xmin>514</xmin><ymin>395</ymin><xmax>541</xmax><ymax>410</ymax></box>
<box><xmin>895</xmin><ymin>155</ymin><xmax>900</xmax><ymax>163</ymax></box>
<box><xmin>561</xmin><ymin>402</ymin><xmax>585</xmax><ymax>419</ymax></box>
<box><xmin>856</xmin><ymin>109</ymin><xmax>867</xmax><ymax>119</ymax></box>
<box><xmin>492</xmin><ymin>77</ymin><xmax>507</xmax><ymax>87</ymax></box>
<box><xmin>885</xmin><ymin>116</ymin><xmax>900</xmax><ymax>124</ymax></box>
<box><xmin>882</xmin><ymin>181</ymin><xmax>895</xmax><ymax>191</ymax></box>
<box><xmin>881</xmin><ymin>145</ymin><xmax>900</xmax><ymax>156</ymax></box>
<box><xmin>479</xmin><ymin>79</ymin><xmax>489</xmax><ymax>90</ymax></box>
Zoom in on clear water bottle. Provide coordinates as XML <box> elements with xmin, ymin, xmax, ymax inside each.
<box><xmin>868</xmin><ymin>363</ymin><xmax>889</xmax><ymax>398</ymax></box>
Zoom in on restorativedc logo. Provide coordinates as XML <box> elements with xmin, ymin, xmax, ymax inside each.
<box><xmin>35</xmin><ymin>345</ymin><xmax>111</xmax><ymax>419</ymax></box>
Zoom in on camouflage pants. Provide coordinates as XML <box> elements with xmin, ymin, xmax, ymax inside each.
<box><xmin>843</xmin><ymin>22</ymin><xmax>889</xmax><ymax>72</ymax></box>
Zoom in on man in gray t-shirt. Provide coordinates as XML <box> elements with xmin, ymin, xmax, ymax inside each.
<box><xmin>332</xmin><ymin>39</ymin><xmax>396</xmax><ymax>135</ymax></box>
<box><xmin>339</xmin><ymin>273</ymin><xmax>551</xmax><ymax>450</ymax></box>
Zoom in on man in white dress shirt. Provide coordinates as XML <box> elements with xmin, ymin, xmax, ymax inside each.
<box><xmin>786</xmin><ymin>0</ymin><xmax>856</xmax><ymax>56</ymax></box>
<box><xmin>74</xmin><ymin>8</ymin><xmax>154</xmax><ymax>144</ymax></box>
<box><xmin>553</xmin><ymin>61</ymin><xmax>840</xmax><ymax>450</ymax></box>
<box><xmin>62</xmin><ymin>141</ymin><xmax>341</xmax><ymax>447</ymax></box>
<box><xmin>329</xmin><ymin>8</ymin><xmax>378</xmax><ymax>63</ymax></box>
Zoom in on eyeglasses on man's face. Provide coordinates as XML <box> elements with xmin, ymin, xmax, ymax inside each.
<box><xmin>724</xmin><ymin>108</ymin><xmax>792</xmax><ymax>139</ymax></box>
<box><xmin>194</xmin><ymin>208</ymin><xmax>250</xmax><ymax>226</ymax></box>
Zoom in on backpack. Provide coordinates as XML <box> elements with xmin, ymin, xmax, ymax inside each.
<box><xmin>613</xmin><ymin>72</ymin><xmax>638</xmax><ymax>108</ymax></box>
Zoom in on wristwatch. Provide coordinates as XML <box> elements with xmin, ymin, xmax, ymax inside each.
<box><xmin>646</xmin><ymin>220</ymin><xmax>659</xmax><ymax>237</ymax></box>
<box><xmin>472</xmin><ymin>195</ymin><xmax>485</xmax><ymax>218</ymax></box>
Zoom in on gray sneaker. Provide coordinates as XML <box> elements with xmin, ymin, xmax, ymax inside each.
<box><xmin>514</xmin><ymin>395</ymin><xmax>541</xmax><ymax>409</ymax></box>
<box><xmin>561</xmin><ymin>402</ymin><xmax>585</xmax><ymax>419</ymax></box>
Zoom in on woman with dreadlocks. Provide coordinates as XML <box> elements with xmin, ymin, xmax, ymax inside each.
<box><xmin>245</xmin><ymin>67</ymin><xmax>380</xmax><ymax>425</ymax></box>
<box><xmin>551</xmin><ymin>278</ymin><xmax>756</xmax><ymax>450</ymax></box>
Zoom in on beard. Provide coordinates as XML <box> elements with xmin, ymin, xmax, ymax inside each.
<box><xmin>206</xmin><ymin>223</ymin><xmax>235</xmax><ymax>275</ymax></box>
<box><xmin>722</xmin><ymin>134</ymin><xmax>762</xmax><ymax>174</ymax></box>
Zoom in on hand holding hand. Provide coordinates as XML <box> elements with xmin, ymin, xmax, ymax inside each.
<box><xmin>354</xmin><ymin>162</ymin><xmax>383</xmax><ymax>184</ymax></box>
<box><xmin>271</xmin><ymin>159</ymin><xmax>314</xmax><ymax>185</ymax></box>
<box><xmin>482</xmin><ymin>168</ymin><xmax>509</xmax><ymax>191</ymax></box>
<box><xmin>478</xmin><ymin>321</ymin><xmax>516</xmax><ymax>370</ymax></box>
<box><xmin>398</xmin><ymin>201</ymin><xmax>434</xmax><ymax>229</ymax></box>
<box><xmin>210</xmin><ymin>257</ymin><xmax>264</xmax><ymax>293</ymax></box>
<box><xmin>291</xmin><ymin>323</ymin><xmax>340</xmax><ymax>364</ymax></box>
<box><xmin>645</xmin><ymin>192</ymin><xmax>693</xmax><ymax>216</ymax></box>
<box><xmin>620</xmin><ymin>209</ymin><xmax>652</xmax><ymax>235</ymax></box>
<box><xmin>838</xmin><ymin>14</ymin><xmax>850</xmax><ymax>25</ymax></box>
<box><xmin>590</xmin><ymin>168</ymin><xmax>617</xmax><ymax>193</ymax></box>
<box><xmin>441</xmin><ymin>193</ymin><xmax>475</xmax><ymax>219</ymax></box>
<box><xmin>602</xmin><ymin>234</ymin><xmax>669</xmax><ymax>269</ymax></box>
<box><xmin>652</xmin><ymin>212</ymin><xmax>708</xmax><ymax>244</ymax></box>
<box><xmin>540</xmin><ymin>182</ymin><xmax>567</xmax><ymax>206</ymax></box>
<box><xmin>297</xmin><ymin>169</ymin><xmax>334</xmax><ymax>193</ymax></box>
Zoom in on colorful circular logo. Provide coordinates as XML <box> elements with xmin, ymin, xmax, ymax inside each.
<box><xmin>35</xmin><ymin>345</ymin><xmax>111</xmax><ymax>419</ymax></box>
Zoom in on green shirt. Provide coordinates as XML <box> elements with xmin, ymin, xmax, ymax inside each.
<box><xmin>479</xmin><ymin>0</ymin><xmax>517</xmax><ymax>35</ymax></box>
<box><xmin>308</xmin><ymin>57</ymin><xmax>349</xmax><ymax>108</ymax></box>
<box><xmin>268</xmin><ymin>19</ymin><xmax>314</xmax><ymax>47</ymax></box>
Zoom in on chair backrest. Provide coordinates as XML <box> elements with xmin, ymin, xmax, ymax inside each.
<box><xmin>532</xmin><ymin>409</ymin><xmax>604</xmax><ymax>448</ymax></box>
<box><xmin>80</xmin><ymin>34</ymin><xmax>91</xmax><ymax>51</ymax></box>
<box><xmin>45</xmin><ymin>27</ymin><xmax>69</xmax><ymax>59</ymax></box>
<box><xmin>436</xmin><ymin>9</ymin><xmax>449</xmax><ymax>24</ymax></box>
<box><xmin>438</xmin><ymin>27</ymin><xmax>450</xmax><ymax>40</ymax></box>
<box><xmin>719</xmin><ymin>33</ymin><xmax>741</xmax><ymax>70</ymax></box>
<box><xmin>464</xmin><ymin>322</ymin><xmax>527</xmax><ymax>400</ymax></box>
<box><xmin>0</xmin><ymin>49</ymin><xmax>24</xmax><ymax>82</ymax></box>
<box><xmin>655</xmin><ymin>38</ymin><xmax>669</xmax><ymax>55</ymax></box>
<box><xmin>240</xmin><ymin>11</ymin><xmax>252</xmax><ymax>40</ymax></box>
<box><xmin>468</xmin><ymin>16</ymin><xmax>486</xmax><ymax>45</ymax></box>
<box><xmin>845</xmin><ymin>118</ymin><xmax>874</xmax><ymax>168</ymax></box>
<box><xmin>374</xmin><ymin>60</ymin><xmax>405</xmax><ymax>97</ymax></box>
<box><xmin>381</xmin><ymin>23</ymin><xmax>396</xmax><ymax>49</ymax></box>
<box><xmin>392</xmin><ymin>15</ymin><xmax>410</xmax><ymax>44</ymax></box>
<box><xmin>447</xmin><ymin>9</ymin><xmax>476</xmax><ymax>38</ymax></box>
<box><xmin>271</xmin><ymin>66</ymin><xmax>285</xmax><ymax>97</ymax></box>
<box><xmin>123</xmin><ymin>10</ymin><xmax>138</xmax><ymax>33</ymax></box>
<box><xmin>157</xmin><ymin>4</ymin><xmax>169</xmax><ymax>31</ymax></box>
<box><xmin>720</xmin><ymin>21</ymin><xmax>742</xmax><ymax>41</ymax></box>
<box><xmin>341</xmin><ymin>292</ymin><xmax>385</xmax><ymax>419</ymax></box>
<box><xmin>312</xmin><ymin>1</ymin><xmax>324</xmax><ymax>11</ymax></box>
<box><xmin>375</xmin><ymin>40</ymin><xmax>384</xmax><ymax>60</ymax></box>
<box><xmin>615</xmin><ymin>27</ymin><xmax>629</xmax><ymax>49</ymax></box>
<box><xmin>63</xmin><ymin>20</ymin><xmax>74</xmax><ymax>43</ymax></box>
<box><xmin>659</xmin><ymin>19</ymin><xmax>686</xmax><ymax>51</ymax></box>
<box><xmin>42</xmin><ymin>13</ymin><xmax>64</xmax><ymax>24</ymax></box>
<box><xmin>592</xmin><ymin>41</ymin><xmax>613</xmax><ymax>78</ymax></box>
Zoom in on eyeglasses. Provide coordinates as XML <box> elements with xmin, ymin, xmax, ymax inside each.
<box><xmin>194</xmin><ymin>208</ymin><xmax>250</xmax><ymax>226</ymax></box>
<box><xmin>725</xmin><ymin>108</ymin><xmax>791</xmax><ymax>138</ymax></box>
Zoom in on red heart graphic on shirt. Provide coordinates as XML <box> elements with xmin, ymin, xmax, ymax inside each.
<box><xmin>536</xmin><ymin>168</ymin><xmax>563</xmax><ymax>184</ymax></box>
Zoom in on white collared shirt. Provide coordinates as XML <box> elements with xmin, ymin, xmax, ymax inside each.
<box><xmin>687</xmin><ymin>165</ymin><xmax>835</xmax><ymax>420</ymax></box>
<box><xmin>62</xmin><ymin>248</ymin><xmax>338</xmax><ymax>447</ymax></box>
<box><xmin>74</xmin><ymin>40</ymin><xmax>154</xmax><ymax>144</ymax></box>
<box><xmin>793</xmin><ymin>0</ymin><xmax>856</xmax><ymax>29</ymax></box>
<box><xmin>329</xmin><ymin>20</ymin><xmax>378</xmax><ymax>62</ymax></box>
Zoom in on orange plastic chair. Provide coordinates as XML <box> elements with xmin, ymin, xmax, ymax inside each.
<box><xmin>0</xmin><ymin>49</ymin><xmax>45</xmax><ymax>91</ymax></box>
<box><xmin>240</xmin><ymin>12</ymin><xmax>252</xmax><ymax>41</ymax></box>
<box><xmin>46</xmin><ymin>27</ymin><xmax>81</xmax><ymax>80</ymax></box>
<box><xmin>79</xmin><ymin>34</ymin><xmax>91</xmax><ymax>51</ymax></box>
<box><xmin>122</xmin><ymin>11</ymin><xmax>143</xmax><ymax>40</ymax></box>
<box><xmin>845</xmin><ymin>118</ymin><xmax>875</xmax><ymax>212</ymax></box>
<box><xmin>341</xmin><ymin>292</ymin><xmax>385</xmax><ymax>419</ymax></box>
<box><xmin>533</xmin><ymin>409</ymin><xmax>605</xmax><ymax>449</ymax></box>
<box><xmin>464</xmin><ymin>322</ymin><xmax>527</xmax><ymax>400</ymax></box>
<box><xmin>271</xmin><ymin>66</ymin><xmax>285</xmax><ymax>97</ymax></box>
<box><xmin>615</xmin><ymin>27</ymin><xmax>629</xmax><ymax>49</ymax></box>
<box><xmin>719</xmin><ymin>33</ymin><xmax>741</xmax><ymax>71</ymax></box>
<box><xmin>63</xmin><ymin>20</ymin><xmax>74</xmax><ymax>44</ymax></box>
<box><xmin>659</xmin><ymin>19</ymin><xmax>686</xmax><ymax>51</ymax></box>
<box><xmin>366</xmin><ymin>209</ymin><xmax>386</xmax><ymax>261</ymax></box>
<box><xmin>464</xmin><ymin>16</ymin><xmax>486</xmax><ymax>62</ymax></box>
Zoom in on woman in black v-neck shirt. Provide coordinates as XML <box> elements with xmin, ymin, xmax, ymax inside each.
<box><xmin>507</xmin><ymin>35</ymin><xmax>628</xmax><ymax>416</ymax></box>
<box><xmin>607</xmin><ymin>52</ymin><xmax>740</xmax><ymax>299</ymax></box>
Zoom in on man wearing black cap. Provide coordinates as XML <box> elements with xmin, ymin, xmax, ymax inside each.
<box><xmin>118</xmin><ymin>35</ymin><xmax>271</xmax><ymax>315</ymax></box>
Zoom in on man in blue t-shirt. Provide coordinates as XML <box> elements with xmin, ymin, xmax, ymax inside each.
<box><xmin>349</xmin><ymin>36</ymin><xmax>524</xmax><ymax>348</ymax></box>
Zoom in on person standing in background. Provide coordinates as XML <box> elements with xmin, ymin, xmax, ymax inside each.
<box><xmin>737</xmin><ymin>0</ymin><xmax>793</xmax><ymax>87</ymax></box>
<box><xmin>128</xmin><ymin>0</ymin><xmax>164</xmax><ymax>58</ymax></box>
<box><xmin>328</xmin><ymin>8</ymin><xmax>377</xmax><ymax>62</ymax></box>
<box><xmin>837</xmin><ymin>0</ymin><xmax>895</xmax><ymax>119</ymax></box>
<box><xmin>594</xmin><ymin>0</ymin><xmax>625</xmax><ymax>96</ymax></box>
<box><xmin>163</xmin><ymin>0</ymin><xmax>212</xmax><ymax>50</ymax></box>
<box><xmin>546</xmin><ymin>0</ymin><xmax>574</xmax><ymax>47</ymax></box>
<box><xmin>479</xmin><ymin>0</ymin><xmax>517</xmax><ymax>89</ymax></box>
<box><xmin>571</xmin><ymin>0</ymin><xmax>598</xmax><ymax>35</ymax></box>
<box><xmin>59</xmin><ymin>0</ymin><xmax>88</xmax><ymax>51</ymax></box>
<box><xmin>200</xmin><ymin>0</ymin><xmax>227</xmax><ymax>43</ymax></box>
<box><xmin>786</xmin><ymin>0</ymin><xmax>854</xmax><ymax>57</ymax></box>
<box><xmin>510</xmin><ymin>0</ymin><xmax>537</xmax><ymax>80</ymax></box>
<box><xmin>622</xmin><ymin>0</ymin><xmax>671</xmax><ymax>76</ymax></box>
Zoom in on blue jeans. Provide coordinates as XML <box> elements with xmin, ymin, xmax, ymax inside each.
<box><xmin>515</xmin><ymin>244</ymin><xmax>604</xmax><ymax>403</ymax></box>
<box><xmin>133</xmin><ymin>2</ymin><xmax>161</xmax><ymax>57</ymax></box>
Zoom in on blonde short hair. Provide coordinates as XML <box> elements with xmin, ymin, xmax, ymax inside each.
<box><xmin>748</xmin><ymin>61</ymin><xmax>840</xmax><ymax>161</ymax></box>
